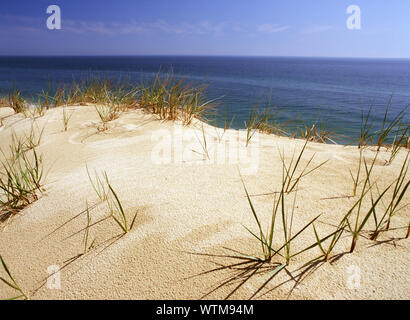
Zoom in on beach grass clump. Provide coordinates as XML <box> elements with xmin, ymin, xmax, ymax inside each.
<box><xmin>241</xmin><ymin>141</ymin><xmax>326</xmax><ymax>264</ymax></box>
<box><xmin>0</xmin><ymin>146</ymin><xmax>45</xmax><ymax>215</ymax></box>
<box><xmin>87</xmin><ymin>168</ymin><xmax>137</xmax><ymax>234</ymax></box>
<box><xmin>374</xmin><ymin>98</ymin><xmax>408</xmax><ymax>151</ymax></box>
<box><xmin>244</xmin><ymin>107</ymin><xmax>260</xmax><ymax>147</ymax></box>
<box><xmin>356</xmin><ymin>98</ymin><xmax>408</xmax><ymax>150</ymax></box>
<box><xmin>241</xmin><ymin>160</ymin><xmax>322</xmax><ymax>266</ymax></box>
<box><xmin>106</xmin><ymin>180</ymin><xmax>138</xmax><ymax>234</ymax></box>
<box><xmin>386</xmin><ymin>123</ymin><xmax>410</xmax><ymax>165</ymax></box>
<box><xmin>55</xmin><ymin>78</ymin><xmax>138</xmax><ymax>110</ymax></box>
<box><xmin>94</xmin><ymin>104</ymin><xmax>121</xmax><ymax>131</ymax></box>
<box><xmin>294</xmin><ymin>119</ymin><xmax>336</xmax><ymax>144</ymax></box>
<box><xmin>344</xmin><ymin>151</ymin><xmax>400</xmax><ymax>252</ymax></box>
<box><xmin>308</xmin><ymin>185</ymin><xmax>372</xmax><ymax>262</ymax></box>
<box><xmin>244</xmin><ymin>106</ymin><xmax>289</xmax><ymax>147</ymax></box>
<box><xmin>369</xmin><ymin>152</ymin><xmax>409</xmax><ymax>240</ymax></box>
<box><xmin>7</xmin><ymin>88</ymin><xmax>27</xmax><ymax>114</ymax></box>
<box><xmin>62</xmin><ymin>107</ymin><xmax>74</xmax><ymax>132</ymax></box>
<box><xmin>86</xmin><ymin>166</ymin><xmax>110</xmax><ymax>202</ymax></box>
<box><xmin>0</xmin><ymin>255</ymin><xmax>28</xmax><ymax>300</ymax></box>
<box><xmin>23</xmin><ymin>121</ymin><xmax>45</xmax><ymax>151</ymax></box>
<box><xmin>139</xmin><ymin>72</ymin><xmax>217</xmax><ymax>125</ymax></box>
<box><xmin>346</xmin><ymin>152</ymin><xmax>379</xmax><ymax>252</ymax></box>
<box><xmin>22</xmin><ymin>103</ymin><xmax>47</xmax><ymax>119</ymax></box>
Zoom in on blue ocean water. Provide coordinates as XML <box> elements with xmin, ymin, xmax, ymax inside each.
<box><xmin>0</xmin><ymin>56</ymin><xmax>409</xmax><ymax>144</ymax></box>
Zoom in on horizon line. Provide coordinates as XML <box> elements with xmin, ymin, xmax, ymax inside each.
<box><xmin>1</xmin><ymin>54</ymin><xmax>410</xmax><ymax>60</ymax></box>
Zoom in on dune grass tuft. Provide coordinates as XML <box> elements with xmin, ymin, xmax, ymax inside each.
<box><xmin>295</xmin><ymin>119</ymin><xmax>336</xmax><ymax>144</ymax></box>
<box><xmin>139</xmin><ymin>72</ymin><xmax>217</xmax><ymax>126</ymax></box>
<box><xmin>369</xmin><ymin>152</ymin><xmax>409</xmax><ymax>240</ymax></box>
<box><xmin>62</xmin><ymin>107</ymin><xmax>74</xmax><ymax>132</ymax></box>
<box><xmin>95</xmin><ymin>104</ymin><xmax>121</xmax><ymax>131</ymax></box>
<box><xmin>7</xmin><ymin>87</ymin><xmax>26</xmax><ymax>114</ymax></box>
<box><xmin>0</xmin><ymin>145</ymin><xmax>45</xmax><ymax>216</ymax></box>
<box><xmin>241</xmin><ymin>141</ymin><xmax>325</xmax><ymax>265</ymax></box>
<box><xmin>87</xmin><ymin>168</ymin><xmax>137</xmax><ymax>234</ymax></box>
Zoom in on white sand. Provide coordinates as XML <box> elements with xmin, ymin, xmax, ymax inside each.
<box><xmin>0</xmin><ymin>105</ymin><xmax>408</xmax><ymax>300</ymax></box>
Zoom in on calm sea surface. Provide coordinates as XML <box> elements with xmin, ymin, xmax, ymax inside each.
<box><xmin>0</xmin><ymin>56</ymin><xmax>409</xmax><ymax>143</ymax></box>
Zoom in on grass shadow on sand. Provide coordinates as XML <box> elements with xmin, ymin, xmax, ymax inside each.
<box><xmin>185</xmin><ymin>246</ymin><xmax>338</xmax><ymax>300</ymax></box>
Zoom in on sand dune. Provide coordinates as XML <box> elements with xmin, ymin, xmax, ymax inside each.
<box><xmin>0</xmin><ymin>105</ymin><xmax>408</xmax><ymax>299</ymax></box>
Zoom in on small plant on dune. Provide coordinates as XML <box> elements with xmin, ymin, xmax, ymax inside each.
<box><xmin>345</xmin><ymin>152</ymin><xmax>396</xmax><ymax>252</ymax></box>
<box><xmin>139</xmin><ymin>72</ymin><xmax>217</xmax><ymax>125</ymax></box>
<box><xmin>374</xmin><ymin>99</ymin><xmax>408</xmax><ymax>152</ymax></box>
<box><xmin>386</xmin><ymin>124</ymin><xmax>409</xmax><ymax>165</ymax></box>
<box><xmin>139</xmin><ymin>72</ymin><xmax>168</xmax><ymax>115</ymax></box>
<box><xmin>0</xmin><ymin>255</ymin><xmax>28</xmax><ymax>300</ymax></box>
<box><xmin>7</xmin><ymin>87</ymin><xmax>26</xmax><ymax>114</ymax></box>
<box><xmin>61</xmin><ymin>77</ymin><xmax>138</xmax><ymax>109</ymax></box>
<box><xmin>180</xmin><ymin>88</ymin><xmax>218</xmax><ymax>126</ymax></box>
<box><xmin>53</xmin><ymin>87</ymin><xmax>66</xmax><ymax>108</ymax></box>
<box><xmin>241</xmin><ymin>162</ymin><xmax>322</xmax><ymax>269</ymax></box>
<box><xmin>0</xmin><ymin>146</ymin><xmax>45</xmax><ymax>215</ymax></box>
<box><xmin>295</xmin><ymin>118</ymin><xmax>337</xmax><ymax>144</ymax></box>
<box><xmin>106</xmin><ymin>180</ymin><xmax>138</xmax><ymax>234</ymax></box>
<box><xmin>278</xmin><ymin>139</ymin><xmax>328</xmax><ymax>194</ymax></box>
<box><xmin>309</xmin><ymin>185</ymin><xmax>372</xmax><ymax>262</ymax></box>
<box><xmin>95</xmin><ymin>104</ymin><xmax>121</xmax><ymax>131</ymax></box>
<box><xmin>62</xmin><ymin>107</ymin><xmax>74</xmax><ymax>132</ymax></box>
<box><xmin>356</xmin><ymin>98</ymin><xmax>408</xmax><ymax>150</ymax></box>
<box><xmin>241</xmin><ymin>141</ymin><xmax>328</xmax><ymax>265</ymax></box>
<box><xmin>369</xmin><ymin>152</ymin><xmax>409</xmax><ymax>240</ymax></box>
<box><xmin>23</xmin><ymin>121</ymin><xmax>45</xmax><ymax>151</ymax></box>
<box><xmin>244</xmin><ymin>106</ymin><xmax>289</xmax><ymax>147</ymax></box>
<box><xmin>22</xmin><ymin>100</ymin><xmax>47</xmax><ymax>119</ymax></box>
<box><xmin>87</xmin><ymin>168</ymin><xmax>138</xmax><ymax>234</ymax></box>
<box><xmin>244</xmin><ymin>107</ymin><xmax>260</xmax><ymax>147</ymax></box>
<box><xmin>86</xmin><ymin>165</ymin><xmax>109</xmax><ymax>202</ymax></box>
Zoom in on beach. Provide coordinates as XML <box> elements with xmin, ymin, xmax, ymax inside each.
<box><xmin>0</xmin><ymin>104</ymin><xmax>408</xmax><ymax>300</ymax></box>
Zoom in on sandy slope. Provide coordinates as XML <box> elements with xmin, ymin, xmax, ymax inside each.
<box><xmin>0</xmin><ymin>105</ymin><xmax>408</xmax><ymax>300</ymax></box>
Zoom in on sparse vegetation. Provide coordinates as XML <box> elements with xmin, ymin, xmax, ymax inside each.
<box><xmin>370</xmin><ymin>152</ymin><xmax>409</xmax><ymax>240</ymax></box>
<box><xmin>0</xmin><ymin>255</ymin><xmax>28</xmax><ymax>300</ymax></box>
<box><xmin>294</xmin><ymin>119</ymin><xmax>336</xmax><ymax>144</ymax></box>
<box><xmin>0</xmin><ymin>145</ymin><xmax>45</xmax><ymax>216</ymax></box>
<box><xmin>86</xmin><ymin>165</ymin><xmax>109</xmax><ymax>202</ymax></box>
<box><xmin>62</xmin><ymin>107</ymin><xmax>74</xmax><ymax>131</ymax></box>
<box><xmin>87</xmin><ymin>168</ymin><xmax>137</xmax><ymax>234</ymax></box>
<box><xmin>7</xmin><ymin>87</ymin><xmax>26</xmax><ymax>114</ymax></box>
<box><xmin>95</xmin><ymin>104</ymin><xmax>121</xmax><ymax>131</ymax></box>
<box><xmin>139</xmin><ymin>72</ymin><xmax>217</xmax><ymax>125</ymax></box>
<box><xmin>279</xmin><ymin>140</ymin><xmax>328</xmax><ymax>193</ymax></box>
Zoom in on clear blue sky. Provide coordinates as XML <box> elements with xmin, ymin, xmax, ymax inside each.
<box><xmin>1</xmin><ymin>0</ymin><xmax>409</xmax><ymax>57</ymax></box>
